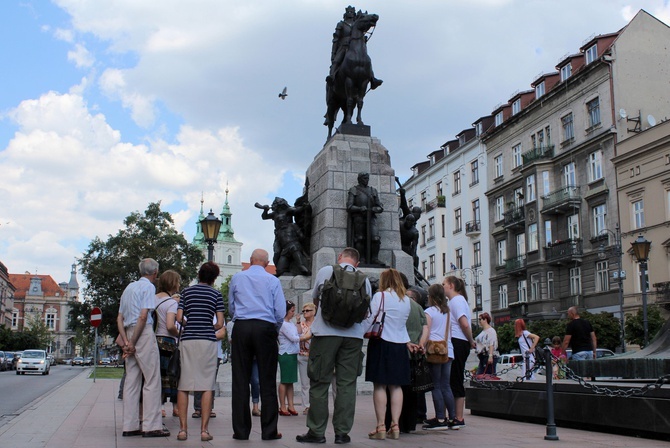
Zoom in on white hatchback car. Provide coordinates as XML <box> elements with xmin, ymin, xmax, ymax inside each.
<box><xmin>16</xmin><ymin>349</ymin><xmax>51</xmax><ymax>375</ymax></box>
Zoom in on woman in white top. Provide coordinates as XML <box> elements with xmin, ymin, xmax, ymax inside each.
<box><xmin>475</xmin><ymin>312</ymin><xmax>499</xmax><ymax>375</ymax></box>
<box><xmin>422</xmin><ymin>283</ymin><xmax>455</xmax><ymax>429</ymax></box>
<box><xmin>364</xmin><ymin>269</ymin><xmax>412</xmax><ymax>440</ymax></box>
<box><xmin>154</xmin><ymin>270</ymin><xmax>181</xmax><ymax>418</ymax></box>
<box><xmin>278</xmin><ymin>300</ymin><xmax>301</xmax><ymax>416</ymax></box>
<box><xmin>515</xmin><ymin>318</ymin><xmax>540</xmax><ymax>380</ymax></box>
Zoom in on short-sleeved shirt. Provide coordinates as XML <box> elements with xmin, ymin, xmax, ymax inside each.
<box><xmin>425</xmin><ymin>306</ymin><xmax>453</xmax><ymax>358</ymax></box>
<box><xmin>566</xmin><ymin>318</ymin><xmax>594</xmax><ymax>353</ymax></box>
<box><xmin>448</xmin><ymin>294</ymin><xmax>471</xmax><ymax>341</ymax></box>
<box><xmin>119</xmin><ymin>277</ymin><xmax>156</xmax><ymax>327</ymax></box>
<box><xmin>154</xmin><ymin>296</ymin><xmax>179</xmax><ymax>337</ymax></box>
<box><xmin>405</xmin><ymin>300</ymin><xmax>427</xmax><ymax>345</ymax></box>
<box><xmin>178</xmin><ymin>284</ymin><xmax>225</xmax><ymax>342</ymax></box>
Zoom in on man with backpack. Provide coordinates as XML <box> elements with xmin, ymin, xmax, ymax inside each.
<box><xmin>296</xmin><ymin>247</ymin><xmax>372</xmax><ymax>445</ymax></box>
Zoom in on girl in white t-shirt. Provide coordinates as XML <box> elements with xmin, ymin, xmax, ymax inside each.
<box><xmin>514</xmin><ymin>318</ymin><xmax>540</xmax><ymax>380</ymax></box>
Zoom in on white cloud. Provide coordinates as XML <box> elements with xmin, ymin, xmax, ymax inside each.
<box><xmin>67</xmin><ymin>43</ymin><xmax>95</xmax><ymax>68</ymax></box>
<box><xmin>99</xmin><ymin>68</ymin><xmax>156</xmax><ymax>127</ymax></box>
<box><xmin>54</xmin><ymin>28</ymin><xmax>74</xmax><ymax>43</ymax></box>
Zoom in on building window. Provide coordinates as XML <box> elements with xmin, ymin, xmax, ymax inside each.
<box><xmin>421</xmin><ymin>225</ymin><xmax>426</xmax><ymax>247</ymax></box>
<box><xmin>499</xmin><ymin>284</ymin><xmax>508</xmax><ymax>309</ymax></box>
<box><xmin>569</xmin><ymin>267</ymin><xmax>582</xmax><ymax>295</ymax></box>
<box><xmin>453</xmin><ymin>171</ymin><xmax>461</xmax><ymax>195</ymax></box>
<box><xmin>441</xmin><ymin>214</ymin><xmax>445</xmax><ymax>237</ymax></box>
<box><xmin>528</xmin><ymin>223</ymin><xmax>538</xmax><ymax>252</ymax></box>
<box><xmin>495</xmin><ymin>111</ymin><xmax>503</xmax><ymax>126</ymax></box>
<box><xmin>592</xmin><ymin>204</ymin><xmax>607</xmax><ymax>238</ymax></box>
<box><xmin>567</xmin><ymin>213</ymin><xmax>580</xmax><ymax>240</ymax></box>
<box><xmin>495</xmin><ymin>196</ymin><xmax>504</xmax><ymax>222</ymax></box>
<box><xmin>436</xmin><ymin>181</ymin><xmax>443</xmax><ymax>197</ymax></box>
<box><xmin>585</xmin><ymin>44</ymin><xmax>598</xmax><ymax>64</ymax></box>
<box><xmin>518</xmin><ymin>280</ymin><xmax>528</xmax><ymax>303</ymax></box>
<box><xmin>455</xmin><ymin>248</ymin><xmax>463</xmax><ymax>269</ymax></box>
<box><xmin>526</xmin><ymin>174</ymin><xmax>536</xmax><ymax>202</ymax></box>
<box><xmin>422</xmin><ymin>261</ymin><xmax>427</xmax><ymax>279</ymax></box>
<box><xmin>562</xmin><ymin>113</ymin><xmax>574</xmax><ymax>141</ymax></box>
<box><xmin>516</xmin><ymin>233</ymin><xmax>526</xmax><ymax>256</ymax></box>
<box><xmin>227</xmin><ymin>255</ymin><xmax>232</xmax><ymax>263</ymax></box>
<box><xmin>587</xmin><ymin>97</ymin><xmax>601</xmax><ymax>128</ymax></box>
<box><xmin>46</xmin><ymin>312</ymin><xmax>56</xmax><ymax>330</ymax></box>
<box><xmin>12</xmin><ymin>311</ymin><xmax>19</xmax><ymax>328</ymax></box>
<box><xmin>535</xmin><ymin>81</ymin><xmax>545</xmax><ymax>99</ymax></box>
<box><xmin>530</xmin><ymin>273</ymin><xmax>540</xmax><ymax>301</ymax></box>
<box><xmin>514</xmin><ymin>187</ymin><xmax>524</xmax><ymax>208</ymax></box>
<box><xmin>545</xmin><ymin>220</ymin><xmax>552</xmax><ymax>246</ymax></box>
<box><xmin>547</xmin><ymin>271</ymin><xmax>554</xmax><ymax>299</ymax></box>
<box><xmin>633</xmin><ymin>200</ymin><xmax>645</xmax><ymax>229</ymax></box>
<box><xmin>636</xmin><ymin>262</ymin><xmax>650</xmax><ymax>293</ymax></box>
<box><xmin>473</xmin><ymin>241</ymin><xmax>482</xmax><ymax>267</ymax></box>
<box><xmin>564</xmin><ymin>162</ymin><xmax>576</xmax><ymax>186</ymax></box>
<box><xmin>442</xmin><ymin>253</ymin><xmax>446</xmax><ymax>275</ymax></box>
<box><xmin>596</xmin><ymin>261</ymin><xmax>609</xmax><ymax>292</ymax></box>
<box><xmin>588</xmin><ymin>150</ymin><xmax>603</xmax><ymax>182</ymax></box>
<box><xmin>454</xmin><ymin>208</ymin><xmax>462</xmax><ymax>232</ymax></box>
<box><xmin>542</xmin><ymin>171</ymin><xmax>550</xmax><ymax>196</ymax></box>
<box><xmin>420</xmin><ymin>191</ymin><xmax>427</xmax><ymax>209</ymax></box>
<box><xmin>476</xmin><ymin>122</ymin><xmax>483</xmax><ymax>136</ymax></box>
<box><xmin>497</xmin><ymin>240</ymin><xmax>506</xmax><ymax>266</ymax></box>
<box><xmin>429</xmin><ymin>255</ymin><xmax>436</xmax><ymax>278</ymax></box>
<box><xmin>512</xmin><ymin>144</ymin><xmax>522</xmax><ymax>168</ymax></box>
<box><xmin>512</xmin><ymin>99</ymin><xmax>521</xmax><ymax>115</ymax></box>
<box><xmin>471</xmin><ymin>160</ymin><xmax>479</xmax><ymax>186</ymax></box>
<box><xmin>428</xmin><ymin>217</ymin><xmax>435</xmax><ymax>240</ymax></box>
<box><xmin>560</xmin><ymin>63</ymin><xmax>572</xmax><ymax>81</ymax></box>
<box><xmin>472</xmin><ymin>199</ymin><xmax>480</xmax><ymax>222</ymax></box>
<box><xmin>495</xmin><ymin>155</ymin><xmax>503</xmax><ymax>178</ymax></box>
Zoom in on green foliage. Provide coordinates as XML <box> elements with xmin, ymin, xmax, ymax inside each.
<box><xmin>24</xmin><ymin>314</ymin><xmax>54</xmax><ymax>350</ymax></box>
<box><xmin>580</xmin><ymin>311</ymin><xmax>621</xmax><ymax>351</ymax></box>
<box><xmin>78</xmin><ymin>202</ymin><xmax>204</xmax><ymax>337</ymax></box>
<box><xmin>625</xmin><ymin>306</ymin><xmax>665</xmax><ymax>348</ymax></box>
<box><xmin>496</xmin><ymin>322</ymin><xmax>516</xmax><ymax>354</ymax></box>
<box><xmin>527</xmin><ymin>319</ymin><xmax>567</xmax><ymax>347</ymax></box>
<box><xmin>0</xmin><ymin>326</ymin><xmax>41</xmax><ymax>351</ymax></box>
<box><xmin>218</xmin><ymin>275</ymin><xmax>233</xmax><ymax>355</ymax></box>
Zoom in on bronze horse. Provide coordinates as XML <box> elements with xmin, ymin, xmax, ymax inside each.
<box><xmin>325</xmin><ymin>12</ymin><xmax>379</xmax><ymax>138</ymax></box>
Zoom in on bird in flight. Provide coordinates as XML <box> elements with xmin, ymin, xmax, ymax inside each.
<box><xmin>278</xmin><ymin>87</ymin><xmax>288</xmax><ymax>100</ymax></box>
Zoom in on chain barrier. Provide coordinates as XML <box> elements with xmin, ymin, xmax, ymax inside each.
<box><xmin>465</xmin><ymin>350</ymin><xmax>670</xmax><ymax>398</ymax></box>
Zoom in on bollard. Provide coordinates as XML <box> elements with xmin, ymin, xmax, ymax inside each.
<box><xmin>544</xmin><ymin>346</ymin><xmax>558</xmax><ymax>440</ymax></box>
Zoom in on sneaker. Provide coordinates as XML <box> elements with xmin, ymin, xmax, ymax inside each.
<box><xmin>423</xmin><ymin>417</ymin><xmax>439</xmax><ymax>425</ymax></box>
<box><xmin>449</xmin><ymin>419</ymin><xmax>465</xmax><ymax>430</ymax></box>
<box><xmin>422</xmin><ymin>419</ymin><xmax>448</xmax><ymax>430</ymax></box>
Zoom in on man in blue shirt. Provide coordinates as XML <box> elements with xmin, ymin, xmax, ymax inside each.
<box><xmin>229</xmin><ymin>249</ymin><xmax>285</xmax><ymax>440</ymax></box>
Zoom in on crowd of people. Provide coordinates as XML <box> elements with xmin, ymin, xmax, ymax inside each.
<box><xmin>115</xmin><ymin>248</ymin><xmax>598</xmax><ymax>443</ymax></box>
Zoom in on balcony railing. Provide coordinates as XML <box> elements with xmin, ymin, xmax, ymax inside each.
<box><xmin>654</xmin><ymin>281</ymin><xmax>670</xmax><ymax>305</ymax></box>
<box><xmin>424</xmin><ymin>197</ymin><xmax>446</xmax><ymax>213</ymax></box>
<box><xmin>522</xmin><ymin>144</ymin><xmax>554</xmax><ymax>165</ymax></box>
<box><xmin>504</xmin><ymin>255</ymin><xmax>526</xmax><ymax>273</ymax></box>
<box><xmin>503</xmin><ymin>206</ymin><xmax>525</xmax><ymax>228</ymax></box>
<box><xmin>545</xmin><ymin>239</ymin><xmax>583</xmax><ymax>264</ymax></box>
<box><xmin>541</xmin><ymin>185</ymin><xmax>581</xmax><ymax>212</ymax></box>
<box><xmin>465</xmin><ymin>220</ymin><xmax>481</xmax><ymax>236</ymax></box>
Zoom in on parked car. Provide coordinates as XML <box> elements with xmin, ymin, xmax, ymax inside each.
<box><xmin>566</xmin><ymin>348</ymin><xmax>616</xmax><ymax>360</ymax></box>
<box><xmin>498</xmin><ymin>353</ymin><xmax>525</xmax><ymax>367</ymax></box>
<box><xmin>0</xmin><ymin>351</ymin><xmax>7</xmax><ymax>371</ymax></box>
<box><xmin>4</xmin><ymin>352</ymin><xmax>16</xmax><ymax>370</ymax></box>
<box><xmin>99</xmin><ymin>358</ymin><xmax>111</xmax><ymax>365</ymax></box>
<box><xmin>16</xmin><ymin>349</ymin><xmax>51</xmax><ymax>375</ymax></box>
<box><xmin>73</xmin><ymin>357</ymin><xmax>84</xmax><ymax>366</ymax></box>
<box><xmin>83</xmin><ymin>357</ymin><xmax>93</xmax><ymax>366</ymax></box>
<box><xmin>63</xmin><ymin>358</ymin><xmax>73</xmax><ymax>365</ymax></box>
<box><xmin>47</xmin><ymin>354</ymin><xmax>55</xmax><ymax>365</ymax></box>
<box><xmin>12</xmin><ymin>352</ymin><xmax>22</xmax><ymax>369</ymax></box>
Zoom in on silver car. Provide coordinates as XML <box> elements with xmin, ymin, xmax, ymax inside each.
<box><xmin>16</xmin><ymin>349</ymin><xmax>51</xmax><ymax>375</ymax></box>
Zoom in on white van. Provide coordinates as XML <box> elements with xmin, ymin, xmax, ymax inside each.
<box><xmin>497</xmin><ymin>353</ymin><xmax>525</xmax><ymax>366</ymax></box>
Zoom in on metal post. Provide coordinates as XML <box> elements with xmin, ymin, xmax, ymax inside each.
<box><xmin>641</xmin><ymin>260</ymin><xmax>649</xmax><ymax>347</ymax></box>
<box><xmin>543</xmin><ymin>346</ymin><xmax>559</xmax><ymax>440</ymax></box>
<box><xmin>615</xmin><ymin>226</ymin><xmax>626</xmax><ymax>353</ymax></box>
<box><xmin>207</xmin><ymin>241</ymin><xmax>215</xmax><ymax>262</ymax></box>
<box><xmin>93</xmin><ymin>327</ymin><xmax>97</xmax><ymax>383</ymax></box>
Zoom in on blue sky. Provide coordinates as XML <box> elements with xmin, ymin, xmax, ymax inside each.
<box><xmin>1</xmin><ymin>0</ymin><xmax>669</xmax><ymax>284</ymax></box>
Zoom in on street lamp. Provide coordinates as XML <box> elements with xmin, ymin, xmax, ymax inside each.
<box><xmin>460</xmin><ymin>267</ymin><xmax>484</xmax><ymax>316</ymax></box>
<box><xmin>630</xmin><ymin>234</ymin><xmax>652</xmax><ymax>347</ymax></box>
<box><xmin>598</xmin><ymin>224</ymin><xmax>625</xmax><ymax>353</ymax></box>
<box><xmin>200</xmin><ymin>209</ymin><xmax>222</xmax><ymax>262</ymax></box>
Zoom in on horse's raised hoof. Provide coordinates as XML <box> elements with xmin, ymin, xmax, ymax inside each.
<box><xmin>370</xmin><ymin>78</ymin><xmax>383</xmax><ymax>89</ymax></box>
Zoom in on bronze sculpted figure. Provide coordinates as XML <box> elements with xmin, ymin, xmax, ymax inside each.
<box><xmin>324</xmin><ymin>6</ymin><xmax>383</xmax><ymax>138</ymax></box>
<box><xmin>397</xmin><ymin>177</ymin><xmax>426</xmax><ymax>286</ymax></box>
<box><xmin>347</xmin><ymin>172</ymin><xmax>384</xmax><ymax>266</ymax></box>
<box><xmin>255</xmin><ymin>197</ymin><xmax>311</xmax><ymax>277</ymax></box>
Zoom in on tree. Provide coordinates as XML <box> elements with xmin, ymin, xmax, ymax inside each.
<box><xmin>77</xmin><ymin>202</ymin><xmax>204</xmax><ymax>337</ymax></box>
<box><xmin>25</xmin><ymin>314</ymin><xmax>54</xmax><ymax>350</ymax></box>
<box><xmin>496</xmin><ymin>322</ymin><xmax>516</xmax><ymax>354</ymax></box>
<box><xmin>625</xmin><ymin>306</ymin><xmax>665</xmax><ymax>348</ymax></box>
<box><xmin>580</xmin><ymin>311</ymin><xmax>621</xmax><ymax>351</ymax></box>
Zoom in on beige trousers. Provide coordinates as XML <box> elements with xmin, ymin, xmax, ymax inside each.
<box><xmin>122</xmin><ymin>325</ymin><xmax>162</xmax><ymax>432</ymax></box>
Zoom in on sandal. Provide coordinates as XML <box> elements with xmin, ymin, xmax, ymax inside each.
<box><xmin>388</xmin><ymin>423</ymin><xmax>400</xmax><ymax>440</ymax></box>
<box><xmin>288</xmin><ymin>408</ymin><xmax>299</xmax><ymax>416</ymax></box>
<box><xmin>201</xmin><ymin>430</ymin><xmax>213</xmax><ymax>441</ymax></box>
<box><xmin>210</xmin><ymin>412</ymin><xmax>216</xmax><ymax>418</ymax></box>
<box><xmin>369</xmin><ymin>424</ymin><xmax>386</xmax><ymax>440</ymax></box>
<box><xmin>302</xmin><ymin>407</ymin><xmax>309</xmax><ymax>415</ymax></box>
<box><xmin>252</xmin><ymin>409</ymin><xmax>261</xmax><ymax>417</ymax></box>
<box><xmin>192</xmin><ymin>411</ymin><xmax>201</xmax><ymax>419</ymax></box>
<box><xmin>177</xmin><ymin>430</ymin><xmax>187</xmax><ymax>441</ymax></box>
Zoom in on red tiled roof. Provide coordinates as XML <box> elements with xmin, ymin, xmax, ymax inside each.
<box><xmin>8</xmin><ymin>273</ymin><xmax>66</xmax><ymax>299</ymax></box>
<box><xmin>241</xmin><ymin>262</ymin><xmax>277</xmax><ymax>275</ymax></box>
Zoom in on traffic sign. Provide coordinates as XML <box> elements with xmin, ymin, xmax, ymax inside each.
<box><xmin>90</xmin><ymin>307</ymin><xmax>102</xmax><ymax>327</ymax></box>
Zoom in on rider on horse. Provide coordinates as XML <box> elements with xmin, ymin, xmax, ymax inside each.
<box><xmin>326</xmin><ymin>6</ymin><xmax>382</xmax><ymax>90</ymax></box>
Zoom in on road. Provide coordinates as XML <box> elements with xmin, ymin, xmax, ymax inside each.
<box><xmin>0</xmin><ymin>364</ymin><xmax>84</xmax><ymax>428</ymax></box>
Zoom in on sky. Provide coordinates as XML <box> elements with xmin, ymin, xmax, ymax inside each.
<box><xmin>1</xmin><ymin>0</ymin><xmax>669</xmax><ymax>287</ymax></box>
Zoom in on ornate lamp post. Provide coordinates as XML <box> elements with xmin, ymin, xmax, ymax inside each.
<box><xmin>460</xmin><ymin>267</ymin><xmax>484</xmax><ymax>318</ymax></box>
<box><xmin>598</xmin><ymin>224</ymin><xmax>625</xmax><ymax>353</ymax></box>
<box><xmin>630</xmin><ymin>235</ymin><xmax>652</xmax><ymax>347</ymax></box>
<box><xmin>200</xmin><ymin>209</ymin><xmax>222</xmax><ymax>262</ymax></box>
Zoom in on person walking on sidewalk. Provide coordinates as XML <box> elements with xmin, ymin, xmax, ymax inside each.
<box><xmin>562</xmin><ymin>306</ymin><xmax>597</xmax><ymax>360</ymax></box>
<box><xmin>296</xmin><ymin>247</ymin><xmax>372</xmax><ymax>445</ymax></box>
<box><xmin>229</xmin><ymin>249</ymin><xmax>285</xmax><ymax>441</ymax></box>
<box><xmin>116</xmin><ymin>258</ymin><xmax>170</xmax><ymax>438</ymax></box>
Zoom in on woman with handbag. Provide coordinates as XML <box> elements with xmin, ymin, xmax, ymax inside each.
<box><xmin>515</xmin><ymin>318</ymin><xmax>540</xmax><ymax>380</ymax></box>
<box><xmin>154</xmin><ymin>270</ymin><xmax>181</xmax><ymax>418</ymax></box>
<box><xmin>175</xmin><ymin>261</ymin><xmax>225</xmax><ymax>442</ymax></box>
<box><xmin>364</xmin><ymin>268</ymin><xmax>411</xmax><ymax>440</ymax></box>
<box><xmin>422</xmin><ymin>284</ymin><xmax>455</xmax><ymax>430</ymax></box>
<box><xmin>475</xmin><ymin>312</ymin><xmax>499</xmax><ymax>376</ymax></box>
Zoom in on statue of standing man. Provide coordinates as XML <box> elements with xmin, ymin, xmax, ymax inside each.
<box><xmin>347</xmin><ymin>172</ymin><xmax>384</xmax><ymax>265</ymax></box>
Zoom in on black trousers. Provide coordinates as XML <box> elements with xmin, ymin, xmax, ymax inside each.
<box><xmin>231</xmin><ymin>319</ymin><xmax>279</xmax><ymax>439</ymax></box>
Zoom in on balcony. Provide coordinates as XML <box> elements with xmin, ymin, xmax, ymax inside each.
<box><xmin>503</xmin><ymin>206</ymin><xmax>525</xmax><ymax>229</ymax></box>
<box><xmin>522</xmin><ymin>144</ymin><xmax>554</xmax><ymax>166</ymax></box>
<box><xmin>541</xmin><ymin>185</ymin><xmax>581</xmax><ymax>214</ymax></box>
<box><xmin>545</xmin><ymin>239</ymin><xmax>583</xmax><ymax>265</ymax></box>
<box><xmin>504</xmin><ymin>255</ymin><xmax>526</xmax><ymax>274</ymax></box>
<box><xmin>424</xmin><ymin>196</ymin><xmax>446</xmax><ymax>213</ymax></box>
<box><xmin>654</xmin><ymin>281</ymin><xmax>670</xmax><ymax>305</ymax></box>
<box><xmin>465</xmin><ymin>220</ymin><xmax>481</xmax><ymax>237</ymax></box>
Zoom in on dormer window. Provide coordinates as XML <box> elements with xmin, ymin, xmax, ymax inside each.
<box><xmin>476</xmin><ymin>122</ymin><xmax>483</xmax><ymax>136</ymax></box>
<box><xmin>585</xmin><ymin>44</ymin><xmax>598</xmax><ymax>64</ymax></box>
<box><xmin>459</xmin><ymin>134</ymin><xmax>466</xmax><ymax>145</ymax></box>
<box><xmin>512</xmin><ymin>99</ymin><xmax>521</xmax><ymax>115</ymax></box>
<box><xmin>560</xmin><ymin>63</ymin><xmax>572</xmax><ymax>81</ymax></box>
<box><xmin>495</xmin><ymin>112</ymin><xmax>503</xmax><ymax>126</ymax></box>
<box><xmin>535</xmin><ymin>81</ymin><xmax>545</xmax><ymax>99</ymax></box>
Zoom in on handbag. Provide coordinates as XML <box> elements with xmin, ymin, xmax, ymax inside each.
<box><xmin>167</xmin><ymin>321</ymin><xmax>183</xmax><ymax>381</ymax></box>
<box><xmin>425</xmin><ymin>340</ymin><xmax>449</xmax><ymax>364</ymax></box>
<box><xmin>410</xmin><ymin>352</ymin><xmax>434</xmax><ymax>392</ymax></box>
<box><xmin>364</xmin><ymin>292</ymin><xmax>385</xmax><ymax>339</ymax></box>
<box><xmin>474</xmin><ymin>360</ymin><xmax>501</xmax><ymax>381</ymax></box>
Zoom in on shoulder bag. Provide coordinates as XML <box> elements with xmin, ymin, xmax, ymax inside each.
<box><xmin>426</xmin><ymin>311</ymin><xmax>450</xmax><ymax>364</ymax></box>
<box><xmin>364</xmin><ymin>292</ymin><xmax>385</xmax><ymax>339</ymax></box>
<box><xmin>167</xmin><ymin>321</ymin><xmax>183</xmax><ymax>381</ymax></box>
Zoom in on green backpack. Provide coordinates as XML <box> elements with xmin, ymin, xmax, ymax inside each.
<box><xmin>319</xmin><ymin>264</ymin><xmax>370</xmax><ymax>328</ymax></box>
